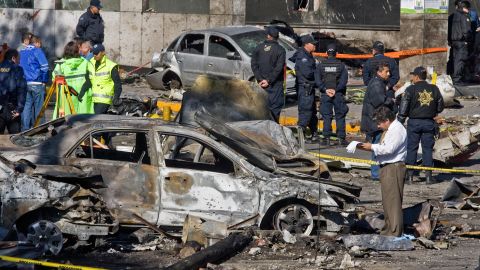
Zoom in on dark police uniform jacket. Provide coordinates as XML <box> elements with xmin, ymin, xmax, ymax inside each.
<box><xmin>290</xmin><ymin>47</ymin><xmax>315</xmax><ymax>86</ymax></box>
<box><xmin>362</xmin><ymin>54</ymin><xmax>399</xmax><ymax>89</ymax></box>
<box><xmin>361</xmin><ymin>76</ymin><xmax>394</xmax><ymax>135</ymax></box>
<box><xmin>251</xmin><ymin>40</ymin><xmax>286</xmax><ymax>85</ymax></box>
<box><xmin>0</xmin><ymin>60</ymin><xmax>25</xmax><ymax>118</ymax></box>
<box><xmin>448</xmin><ymin>10</ymin><xmax>472</xmax><ymax>43</ymax></box>
<box><xmin>76</xmin><ymin>8</ymin><xmax>105</xmax><ymax>45</ymax></box>
<box><xmin>397</xmin><ymin>80</ymin><xmax>444</xmax><ymax>124</ymax></box>
<box><xmin>315</xmin><ymin>57</ymin><xmax>348</xmax><ymax>95</ymax></box>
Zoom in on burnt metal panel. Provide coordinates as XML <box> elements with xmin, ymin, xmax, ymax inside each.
<box><xmin>245</xmin><ymin>0</ymin><xmax>400</xmax><ymax>30</ymax></box>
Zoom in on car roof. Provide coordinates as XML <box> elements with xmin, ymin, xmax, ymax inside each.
<box><xmin>63</xmin><ymin>114</ymin><xmax>178</xmax><ymax>129</ymax></box>
<box><xmin>193</xmin><ymin>25</ymin><xmax>264</xmax><ymax>36</ymax></box>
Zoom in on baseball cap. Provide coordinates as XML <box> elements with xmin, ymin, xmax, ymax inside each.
<box><xmin>373</xmin><ymin>41</ymin><xmax>385</xmax><ymax>52</ymax></box>
<box><xmin>326</xmin><ymin>43</ymin><xmax>337</xmax><ymax>54</ymax></box>
<box><xmin>92</xmin><ymin>43</ymin><xmax>105</xmax><ymax>55</ymax></box>
<box><xmin>409</xmin><ymin>66</ymin><xmax>427</xmax><ymax>77</ymax></box>
<box><xmin>300</xmin><ymin>35</ymin><xmax>316</xmax><ymax>46</ymax></box>
<box><xmin>90</xmin><ymin>0</ymin><xmax>103</xmax><ymax>9</ymax></box>
<box><xmin>265</xmin><ymin>26</ymin><xmax>279</xmax><ymax>39</ymax></box>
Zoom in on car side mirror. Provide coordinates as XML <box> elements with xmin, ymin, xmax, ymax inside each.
<box><xmin>226</xmin><ymin>52</ymin><xmax>241</xmax><ymax>60</ymax></box>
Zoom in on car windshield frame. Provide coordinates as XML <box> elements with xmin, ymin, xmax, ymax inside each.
<box><xmin>231</xmin><ymin>30</ymin><xmax>295</xmax><ymax>57</ymax></box>
<box><xmin>10</xmin><ymin>117</ymin><xmax>68</xmax><ymax>147</ymax></box>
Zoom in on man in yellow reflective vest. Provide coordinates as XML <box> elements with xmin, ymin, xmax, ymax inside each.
<box><xmin>78</xmin><ymin>44</ymin><xmax>122</xmax><ymax>114</ymax></box>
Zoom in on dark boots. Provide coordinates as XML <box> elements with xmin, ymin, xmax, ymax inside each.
<box><xmin>337</xmin><ymin>138</ymin><xmax>349</xmax><ymax>146</ymax></box>
<box><xmin>425</xmin><ymin>171</ymin><xmax>436</xmax><ymax>184</ymax></box>
<box><xmin>320</xmin><ymin>137</ymin><xmax>330</xmax><ymax>146</ymax></box>
<box><xmin>405</xmin><ymin>170</ymin><xmax>414</xmax><ymax>185</ymax></box>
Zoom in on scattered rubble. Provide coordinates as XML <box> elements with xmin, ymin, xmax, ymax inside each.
<box><xmin>442</xmin><ymin>179</ymin><xmax>480</xmax><ymax>210</ymax></box>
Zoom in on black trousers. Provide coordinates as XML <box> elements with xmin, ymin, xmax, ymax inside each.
<box><xmin>452</xmin><ymin>41</ymin><xmax>469</xmax><ymax>83</ymax></box>
<box><xmin>0</xmin><ymin>117</ymin><xmax>21</xmax><ymax>134</ymax></box>
<box><xmin>94</xmin><ymin>103</ymin><xmax>110</xmax><ymax>114</ymax></box>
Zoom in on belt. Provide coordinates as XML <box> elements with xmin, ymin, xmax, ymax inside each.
<box><xmin>379</xmin><ymin>161</ymin><xmax>404</xmax><ymax>168</ymax></box>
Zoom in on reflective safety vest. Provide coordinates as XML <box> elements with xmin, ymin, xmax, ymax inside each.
<box><xmin>52</xmin><ymin>57</ymin><xmax>94</xmax><ymax>119</ymax></box>
<box><xmin>88</xmin><ymin>55</ymin><xmax>116</xmax><ymax>105</ymax></box>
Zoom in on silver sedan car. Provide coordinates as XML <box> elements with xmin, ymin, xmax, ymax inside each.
<box><xmin>147</xmin><ymin>26</ymin><xmax>297</xmax><ymax>95</ymax></box>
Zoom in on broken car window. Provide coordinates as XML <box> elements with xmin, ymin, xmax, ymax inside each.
<box><xmin>10</xmin><ymin>118</ymin><xmax>67</xmax><ymax>147</ymax></box>
<box><xmin>159</xmin><ymin>133</ymin><xmax>235</xmax><ymax>174</ymax></box>
<box><xmin>232</xmin><ymin>30</ymin><xmax>295</xmax><ymax>57</ymax></box>
<box><xmin>208</xmin><ymin>35</ymin><xmax>237</xmax><ymax>58</ymax></box>
<box><xmin>178</xmin><ymin>34</ymin><xmax>205</xmax><ymax>55</ymax></box>
<box><xmin>73</xmin><ymin>131</ymin><xmax>151</xmax><ymax>165</ymax></box>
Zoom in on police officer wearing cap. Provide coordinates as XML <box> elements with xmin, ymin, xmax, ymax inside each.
<box><xmin>251</xmin><ymin>26</ymin><xmax>286</xmax><ymax>123</ymax></box>
<box><xmin>78</xmin><ymin>44</ymin><xmax>122</xmax><ymax>114</ymax></box>
<box><xmin>448</xmin><ymin>0</ymin><xmax>473</xmax><ymax>84</ymax></box>
<box><xmin>0</xmin><ymin>49</ymin><xmax>21</xmax><ymax>133</ymax></box>
<box><xmin>363</xmin><ymin>41</ymin><xmax>399</xmax><ymax>109</ymax></box>
<box><xmin>290</xmin><ymin>35</ymin><xmax>318</xmax><ymax>140</ymax></box>
<box><xmin>316</xmin><ymin>44</ymin><xmax>349</xmax><ymax>146</ymax></box>
<box><xmin>398</xmin><ymin>67</ymin><xmax>444</xmax><ymax>184</ymax></box>
<box><xmin>76</xmin><ymin>0</ymin><xmax>104</xmax><ymax>45</ymax></box>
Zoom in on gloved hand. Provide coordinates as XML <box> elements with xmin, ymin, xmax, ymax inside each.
<box><xmin>77</xmin><ymin>92</ymin><xmax>84</xmax><ymax>102</ymax></box>
<box><xmin>112</xmin><ymin>97</ymin><xmax>122</xmax><ymax>106</ymax></box>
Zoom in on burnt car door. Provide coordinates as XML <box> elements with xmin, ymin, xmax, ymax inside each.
<box><xmin>64</xmin><ymin>129</ymin><xmax>161</xmax><ymax>225</ymax></box>
<box><xmin>206</xmin><ymin>34</ymin><xmax>242</xmax><ymax>80</ymax></box>
<box><xmin>156</xmin><ymin>130</ymin><xmax>260</xmax><ymax>227</ymax></box>
<box><xmin>175</xmin><ymin>33</ymin><xmax>206</xmax><ymax>88</ymax></box>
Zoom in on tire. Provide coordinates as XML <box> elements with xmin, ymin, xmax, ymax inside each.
<box><xmin>273</xmin><ymin>203</ymin><xmax>315</xmax><ymax>236</ymax></box>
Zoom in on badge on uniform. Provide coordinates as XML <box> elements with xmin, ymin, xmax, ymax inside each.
<box><xmin>418</xmin><ymin>89</ymin><xmax>433</xmax><ymax>106</ymax></box>
<box><xmin>264</xmin><ymin>45</ymin><xmax>271</xmax><ymax>52</ymax></box>
<box><xmin>302</xmin><ymin>58</ymin><xmax>308</xmax><ymax>62</ymax></box>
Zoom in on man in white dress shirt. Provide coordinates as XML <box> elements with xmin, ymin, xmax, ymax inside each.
<box><xmin>358</xmin><ymin>106</ymin><xmax>407</xmax><ymax>236</ymax></box>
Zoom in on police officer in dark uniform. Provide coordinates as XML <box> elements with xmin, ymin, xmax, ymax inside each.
<box><xmin>0</xmin><ymin>49</ymin><xmax>24</xmax><ymax>134</ymax></box>
<box><xmin>76</xmin><ymin>0</ymin><xmax>105</xmax><ymax>45</ymax></box>
<box><xmin>290</xmin><ymin>35</ymin><xmax>318</xmax><ymax>140</ymax></box>
<box><xmin>316</xmin><ymin>43</ymin><xmax>349</xmax><ymax>146</ymax></box>
<box><xmin>251</xmin><ymin>26</ymin><xmax>286</xmax><ymax>123</ymax></box>
<box><xmin>398</xmin><ymin>67</ymin><xmax>444</xmax><ymax>184</ymax></box>
<box><xmin>363</xmin><ymin>41</ymin><xmax>399</xmax><ymax>111</ymax></box>
<box><xmin>448</xmin><ymin>0</ymin><xmax>473</xmax><ymax>84</ymax></box>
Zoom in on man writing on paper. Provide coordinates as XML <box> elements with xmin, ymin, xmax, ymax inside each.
<box><xmin>348</xmin><ymin>106</ymin><xmax>407</xmax><ymax>236</ymax></box>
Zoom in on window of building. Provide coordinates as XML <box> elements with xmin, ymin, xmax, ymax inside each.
<box><xmin>0</xmin><ymin>0</ymin><xmax>33</xmax><ymax>8</ymax></box>
<box><xmin>144</xmin><ymin>0</ymin><xmax>209</xmax><ymax>14</ymax></box>
<box><xmin>55</xmin><ymin>0</ymin><xmax>120</xmax><ymax>11</ymax></box>
<box><xmin>72</xmin><ymin>131</ymin><xmax>151</xmax><ymax>165</ymax></box>
<box><xmin>293</xmin><ymin>0</ymin><xmax>309</xmax><ymax>11</ymax></box>
<box><xmin>178</xmin><ymin>34</ymin><xmax>205</xmax><ymax>55</ymax></box>
<box><xmin>208</xmin><ymin>36</ymin><xmax>237</xmax><ymax>58</ymax></box>
<box><xmin>159</xmin><ymin>133</ymin><xmax>235</xmax><ymax>174</ymax></box>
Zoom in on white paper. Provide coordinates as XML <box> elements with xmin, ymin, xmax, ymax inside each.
<box><xmin>346</xmin><ymin>141</ymin><xmax>361</xmax><ymax>154</ymax></box>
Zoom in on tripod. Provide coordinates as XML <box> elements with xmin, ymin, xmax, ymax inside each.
<box><xmin>34</xmin><ymin>72</ymin><xmax>77</xmax><ymax>127</ymax></box>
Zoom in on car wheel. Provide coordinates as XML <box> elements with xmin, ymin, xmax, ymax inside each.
<box><xmin>26</xmin><ymin>220</ymin><xmax>63</xmax><ymax>255</ymax></box>
<box><xmin>273</xmin><ymin>204</ymin><xmax>314</xmax><ymax>235</ymax></box>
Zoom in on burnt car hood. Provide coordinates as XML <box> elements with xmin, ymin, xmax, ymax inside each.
<box><xmin>178</xmin><ymin>75</ymin><xmax>272</xmax><ymax>126</ymax></box>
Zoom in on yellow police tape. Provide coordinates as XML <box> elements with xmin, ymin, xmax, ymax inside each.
<box><xmin>311</xmin><ymin>152</ymin><xmax>480</xmax><ymax>174</ymax></box>
<box><xmin>0</xmin><ymin>255</ymin><xmax>106</xmax><ymax>270</ymax></box>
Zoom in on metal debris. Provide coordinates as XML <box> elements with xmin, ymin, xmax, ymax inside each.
<box><xmin>441</xmin><ymin>179</ymin><xmax>480</xmax><ymax>210</ymax></box>
<box><xmin>342</xmin><ymin>234</ymin><xmax>414</xmax><ymax>251</ymax></box>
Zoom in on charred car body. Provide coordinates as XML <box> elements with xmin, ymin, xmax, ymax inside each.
<box><xmin>0</xmin><ymin>113</ymin><xmax>360</xmax><ymax>251</ymax></box>
<box><xmin>146</xmin><ymin>26</ymin><xmax>297</xmax><ymax>95</ymax></box>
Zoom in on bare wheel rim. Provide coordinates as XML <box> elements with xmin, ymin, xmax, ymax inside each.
<box><xmin>26</xmin><ymin>220</ymin><xmax>63</xmax><ymax>255</ymax></box>
<box><xmin>274</xmin><ymin>204</ymin><xmax>314</xmax><ymax>236</ymax></box>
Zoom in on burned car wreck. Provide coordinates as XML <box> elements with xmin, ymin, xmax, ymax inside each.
<box><xmin>0</xmin><ymin>112</ymin><xmax>361</xmax><ymax>253</ymax></box>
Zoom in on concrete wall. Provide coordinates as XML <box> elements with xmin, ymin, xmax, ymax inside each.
<box><xmin>0</xmin><ymin>0</ymin><xmax>447</xmax><ymax>77</ymax></box>
<box><xmin>0</xmin><ymin>0</ymin><xmax>245</xmax><ymax>66</ymax></box>
<box><xmin>399</xmin><ymin>14</ymin><xmax>448</xmax><ymax>82</ymax></box>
